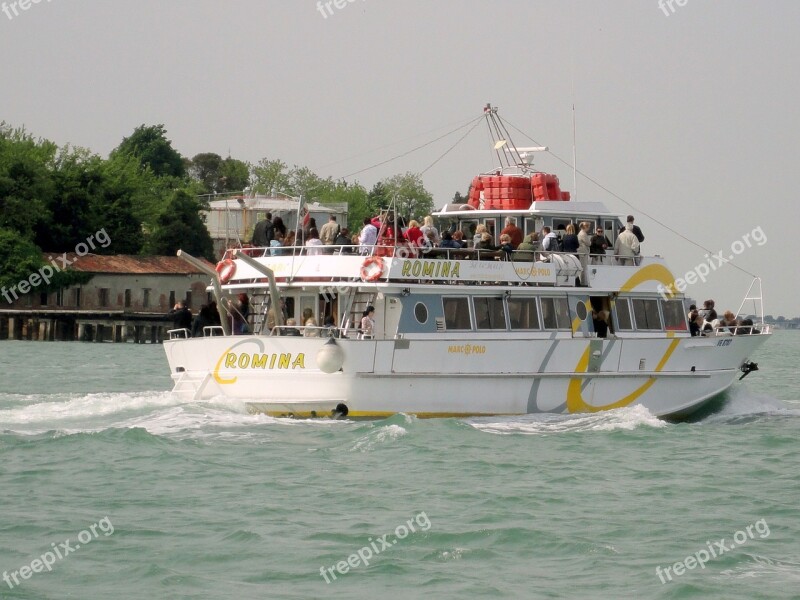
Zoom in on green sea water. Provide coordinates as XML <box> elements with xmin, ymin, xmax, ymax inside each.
<box><xmin>0</xmin><ymin>332</ymin><xmax>798</xmax><ymax>599</ymax></box>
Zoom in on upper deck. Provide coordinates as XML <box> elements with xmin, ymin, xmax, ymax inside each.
<box><xmin>219</xmin><ymin>245</ymin><xmax>676</xmax><ymax>297</ymax></box>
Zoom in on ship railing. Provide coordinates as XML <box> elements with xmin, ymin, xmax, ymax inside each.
<box><xmin>223</xmin><ymin>244</ymin><xmax>361</xmax><ymax>260</ymax></box>
<box><xmin>167</xmin><ymin>328</ymin><xmax>191</xmax><ymax>340</ymax></box>
<box><xmin>270</xmin><ymin>325</ymin><xmax>348</xmax><ymax>338</ymax></box>
<box><xmin>695</xmin><ymin>324</ymin><xmax>772</xmax><ymax>338</ymax></box>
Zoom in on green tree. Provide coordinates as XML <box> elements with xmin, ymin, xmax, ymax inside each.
<box><xmin>251</xmin><ymin>158</ymin><xmax>291</xmax><ymax>195</ymax></box>
<box><xmin>189</xmin><ymin>152</ymin><xmax>224</xmax><ymax>193</ymax></box>
<box><xmin>219</xmin><ymin>157</ymin><xmax>250</xmax><ymax>192</ymax></box>
<box><xmin>144</xmin><ymin>190</ymin><xmax>214</xmax><ymax>260</ymax></box>
<box><xmin>378</xmin><ymin>173</ymin><xmax>434</xmax><ymax>221</ymax></box>
<box><xmin>0</xmin><ymin>124</ymin><xmax>56</xmax><ymax>239</ymax></box>
<box><xmin>112</xmin><ymin>124</ymin><xmax>185</xmax><ymax>178</ymax></box>
<box><xmin>0</xmin><ymin>228</ymin><xmax>90</xmax><ymax>300</ymax></box>
<box><xmin>318</xmin><ymin>180</ymin><xmax>369</xmax><ymax>229</ymax></box>
<box><xmin>289</xmin><ymin>165</ymin><xmax>332</xmax><ymax>200</ymax></box>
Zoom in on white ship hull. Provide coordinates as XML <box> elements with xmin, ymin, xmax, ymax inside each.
<box><xmin>164</xmin><ymin>332</ymin><xmax>768</xmax><ymax>418</ymax></box>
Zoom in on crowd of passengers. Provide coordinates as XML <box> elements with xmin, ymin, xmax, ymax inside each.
<box><xmin>688</xmin><ymin>299</ymin><xmax>759</xmax><ymax>336</ymax></box>
<box><xmin>250</xmin><ymin>212</ymin><xmax>646</xmax><ymax>264</ymax></box>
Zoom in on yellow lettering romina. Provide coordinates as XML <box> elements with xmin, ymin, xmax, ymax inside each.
<box><xmin>401</xmin><ymin>260</ymin><xmax>460</xmax><ymax>279</ymax></box>
<box><xmin>220</xmin><ymin>352</ymin><xmax>307</xmax><ymax>371</ymax></box>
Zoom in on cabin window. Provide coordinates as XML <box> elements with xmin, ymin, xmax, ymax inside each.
<box><xmin>541</xmin><ymin>297</ymin><xmax>571</xmax><ymax>329</ymax></box>
<box><xmin>614</xmin><ymin>298</ymin><xmax>634</xmax><ymax>331</ymax></box>
<box><xmin>474</xmin><ymin>297</ymin><xmax>506</xmax><ymax>330</ymax></box>
<box><xmin>508</xmin><ymin>297</ymin><xmax>541</xmax><ymax>330</ymax></box>
<box><xmin>552</xmin><ymin>218</ymin><xmax>572</xmax><ymax>232</ymax></box>
<box><xmin>443</xmin><ymin>297</ymin><xmax>471</xmax><ymax>330</ymax></box>
<box><xmin>661</xmin><ymin>299</ymin><xmax>688</xmax><ymax>331</ymax></box>
<box><xmin>414</xmin><ymin>302</ymin><xmax>428</xmax><ymax>324</ymax></box>
<box><xmin>632</xmin><ymin>298</ymin><xmax>662</xmax><ymax>330</ymax></box>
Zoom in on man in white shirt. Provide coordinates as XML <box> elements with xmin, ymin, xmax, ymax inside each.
<box><xmin>614</xmin><ymin>223</ymin><xmax>640</xmax><ymax>266</ymax></box>
<box><xmin>358</xmin><ymin>217</ymin><xmax>378</xmax><ymax>254</ymax></box>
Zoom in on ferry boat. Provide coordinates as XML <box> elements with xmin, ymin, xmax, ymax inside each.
<box><xmin>163</xmin><ymin>109</ymin><xmax>770</xmax><ymax>419</ymax></box>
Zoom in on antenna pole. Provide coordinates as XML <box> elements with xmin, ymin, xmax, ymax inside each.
<box><xmin>572</xmin><ymin>101</ymin><xmax>578</xmax><ymax>201</ymax></box>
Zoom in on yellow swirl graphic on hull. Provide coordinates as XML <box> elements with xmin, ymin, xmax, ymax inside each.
<box><xmin>566</xmin><ymin>339</ymin><xmax>680</xmax><ymax>413</ymax></box>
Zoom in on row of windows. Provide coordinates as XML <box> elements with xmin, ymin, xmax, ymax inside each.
<box><xmin>440</xmin><ymin>296</ymin><xmax>571</xmax><ymax>331</ymax></box>
<box><xmin>615</xmin><ymin>298</ymin><xmax>687</xmax><ymax>331</ymax></box>
<box><xmin>435</xmin><ymin>296</ymin><xmax>687</xmax><ymax>333</ymax></box>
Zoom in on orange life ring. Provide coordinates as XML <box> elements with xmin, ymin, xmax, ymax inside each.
<box><xmin>360</xmin><ymin>256</ymin><xmax>384</xmax><ymax>282</ymax></box>
<box><xmin>216</xmin><ymin>259</ymin><xmax>236</xmax><ymax>284</ymax></box>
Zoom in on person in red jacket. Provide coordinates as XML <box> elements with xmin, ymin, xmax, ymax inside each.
<box><xmin>500</xmin><ymin>217</ymin><xmax>524</xmax><ymax>248</ymax></box>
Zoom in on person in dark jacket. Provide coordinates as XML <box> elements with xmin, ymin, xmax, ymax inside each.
<box><xmin>252</xmin><ymin>213</ymin><xmax>275</xmax><ymax>247</ymax></box>
<box><xmin>626</xmin><ymin>215</ymin><xmax>644</xmax><ymax>243</ymax></box>
<box><xmin>561</xmin><ymin>223</ymin><xmax>579</xmax><ymax>253</ymax></box>
<box><xmin>168</xmin><ymin>301</ymin><xmax>192</xmax><ymax>331</ymax></box>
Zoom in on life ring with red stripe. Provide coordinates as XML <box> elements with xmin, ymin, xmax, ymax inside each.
<box><xmin>360</xmin><ymin>256</ymin><xmax>384</xmax><ymax>282</ymax></box>
<box><xmin>216</xmin><ymin>259</ymin><xmax>236</xmax><ymax>284</ymax></box>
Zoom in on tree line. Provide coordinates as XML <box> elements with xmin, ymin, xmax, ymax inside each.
<box><xmin>0</xmin><ymin>122</ymin><xmax>436</xmax><ymax>294</ymax></box>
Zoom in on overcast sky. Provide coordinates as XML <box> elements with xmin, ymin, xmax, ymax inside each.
<box><xmin>2</xmin><ymin>1</ymin><xmax>797</xmax><ymax>316</ymax></box>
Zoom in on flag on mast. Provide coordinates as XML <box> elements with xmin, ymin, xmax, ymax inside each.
<box><xmin>297</xmin><ymin>195</ymin><xmax>310</xmax><ymax>231</ymax></box>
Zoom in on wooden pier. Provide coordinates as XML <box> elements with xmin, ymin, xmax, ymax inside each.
<box><xmin>0</xmin><ymin>309</ymin><xmax>172</xmax><ymax>343</ymax></box>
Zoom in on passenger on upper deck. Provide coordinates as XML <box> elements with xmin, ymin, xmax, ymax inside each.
<box><xmin>500</xmin><ymin>218</ymin><xmax>524</xmax><ymax>249</ymax></box>
<box><xmin>405</xmin><ymin>220</ymin><xmax>424</xmax><ymax>248</ymax></box>
<box><xmin>320</xmin><ymin>215</ymin><xmax>340</xmax><ymax>246</ymax></box>
<box><xmin>590</xmin><ymin>227</ymin><xmax>612</xmax><ymax>265</ymax></box>
<box><xmin>306</xmin><ymin>228</ymin><xmax>324</xmax><ymax>255</ymax></box>
<box><xmin>358</xmin><ymin>217</ymin><xmax>378</xmax><ymax>254</ymax></box>
<box><xmin>440</xmin><ymin>231</ymin><xmax>462</xmax><ymax>250</ymax></box>
<box><xmin>420</xmin><ymin>216</ymin><xmax>441</xmax><ymax>246</ymax></box>
<box><xmin>627</xmin><ymin>215</ymin><xmax>644</xmax><ymax>265</ymax></box>
<box><xmin>473</xmin><ymin>224</ymin><xmax>488</xmax><ymax>248</ymax></box>
<box><xmin>499</xmin><ymin>233</ymin><xmax>514</xmax><ymax>260</ymax></box>
<box><xmin>541</xmin><ymin>227</ymin><xmax>558</xmax><ymax>253</ymax></box>
<box><xmin>304</xmin><ymin>217</ymin><xmax>318</xmax><ymax>239</ymax></box>
<box><xmin>452</xmin><ymin>230</ymin><xmax>466</xmax><ymax>248</ymax></box>
<box><xmin>273</xmin><ymin>216</ymin><xmax>287</xmax><ymax>240</ymax></box>
<box><xmin>476</xmin><ymin>232</ymin><xmax>496</xmax><ymax>258</ymax></box>
<box><xmin>562</xmin><ymin>224</ymin><xmax>579</xmax><ymax>253</ymax></box>
<box><xmin>614</xmin><ymin>224</ymin><xmax>640</xmax><ymax>266</ymax></box>
<box><xmin>515</xmin><ymin>233</ymin><xmax>539</xmax><ymax>261</ymax></box>
<box><xmin>252</xmin><ymin>213</ymin><xmax>274</xmax><ymax>248</ymax></box>
<box><xmin>335</xmin><ymin>228</ymin><xmax>354</xmax><ymax>253</ymax></box>
<box><xmin>577</xmin><ymin>222</ymin><xmax>592</xmax><ymax>285</ymax></box>
<box><xmin>627</xmin><ymin>215</ymin><xmax>645</xmax><ymax>243</ymax></box>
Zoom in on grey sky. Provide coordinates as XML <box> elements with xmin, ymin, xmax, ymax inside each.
<box><xmin>2</xmin><ymin>1</ymin><xmax>797</xmax><ymax>316</ymax></box>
